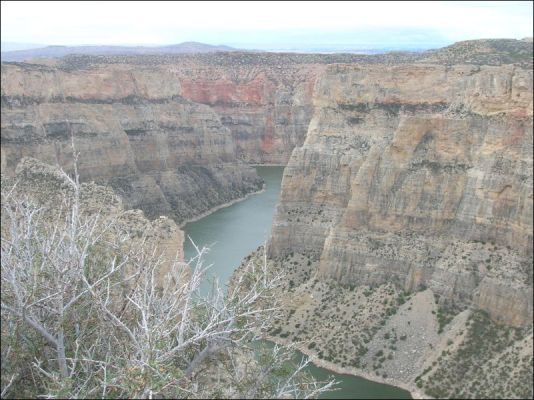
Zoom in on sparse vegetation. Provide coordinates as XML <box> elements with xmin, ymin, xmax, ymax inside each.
<box><xmin>436</xmin><ymin>305</ymin><xmax>457</xmax><ymax>334</ymax></box>
<box><xmin>0</xmin><ymin>160</ymin><xmax>336</xmax><ymax>399</ymax></box>
<box><xmin>418</xmin><ymin>310</ymin><xmax>533</xmax><ymax>399</ymax></box>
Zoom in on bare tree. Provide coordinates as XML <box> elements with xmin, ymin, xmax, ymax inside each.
<box><xmin>1</xmin><ymin>158</ymin><xmax>336</xmax><ymax>399</ymax></box>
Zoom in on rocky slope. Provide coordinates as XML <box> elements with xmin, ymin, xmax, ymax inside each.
<box><xmin>1</xmin><ymin>157</ymin><xmax>185</xmax><ymax>287</ymax></box>
<box><xmin>244</xmin><ymin>246</ymin><xmax>532</xmax><ymax>399</ymax></box>
<box><xmin>419</xmin><ymin>38</ymin><xmax>533</xmax><ymax>67</ymax></box>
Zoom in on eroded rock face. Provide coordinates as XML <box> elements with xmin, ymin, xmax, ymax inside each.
<box><xmin>269</xmin><ymin>63</ymin><xmax>533</xmax><ymax>327</ymax></box>
<box><xmin>0</xmin><ymin>55</ymin><xmax>330</xmax><ymax>220</ymax></box>
<box><xmin>1</xmin><ymin>62</ymin><xmax>263</xmax><ymax>224</ymax></box>
<box><xmin>178</xmin><ymin>63</ymin><xmax>324</xmax><ymax>164</ymax></box>
<box><xmin>2</xmin><ymin>43</ymin><xmax>533</xmax><ymax>328</ymax></box>
<box><xmin>1</xmin><ymin>54</ymin><xmax>328</xmax><ymax>166</ymax></box>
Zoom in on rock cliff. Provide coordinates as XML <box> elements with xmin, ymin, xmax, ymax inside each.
<box><xmin>175</xmin><ymin>59</ymin><xmax>324</xmax><ymax>164</ymax></box>
<box><xmin>1</xmin><ymin>54</ymin><xmax>330</xmax><ymax>167</ymax></box>
<box><xmin>3</xmin><ymin>40</ymin><xmax>531</xmax><ymax>223</ymax></box>
<box><xmin>269</xmin><ymin>62</ymin><xmax>533</xmax><ymax>327</ymax></box>
<box><xmin>1</xmin><ymin>61</ymin><xmax>263</xmax><ymax>224</ymax></box>
<box><xmin>0</xmin><ymin>53</ymin><xmax>340</xmax><ymax>221</ymax></box>
<box><xmin>226</xmin><ymin>41</ymin><xmax>534</xmax><ymax>400</ymax></box>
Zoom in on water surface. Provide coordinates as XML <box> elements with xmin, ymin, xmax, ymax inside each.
<box><xmin>183</xmin><ymin>166</ymin><xmax>411</xmax><ymax>399</ymax></box>
<box><xmin>184</xmin><ymin>166</ymin><xmax>284</xmax><ymax>294</ymax></box>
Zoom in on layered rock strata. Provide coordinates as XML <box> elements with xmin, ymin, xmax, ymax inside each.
<box><xmin>176</xmin><ymin>61</ymin><xmax>324</xmax><ymax>164</ymax></box>
<box><xmin>1</xmin><ymin>54</ymin><xmax>331</xmax><ymax>166</ymax></box>
<box><xmin>3</xmin><ymin>40</ymin><xmax>532</xmax><ymax>222</ymax></box>
<box><xmin>268</xmin><ymin>63</ymin><xmax>533</xmax><ymax>327</ymax></box>
<box><xmin>1</xmin><ymin>62</ymin><xmax>262</xmax><ymax>224</ymax></box>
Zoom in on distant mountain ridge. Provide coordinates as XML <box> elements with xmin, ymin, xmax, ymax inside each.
<box><xmin>0</xmin><ymin>41</ymin><xmax>238</xmax><ymax>61</ymax></box>
<box><xmin>1</xmin><ymin>42</ymin><xmax>48</xmax><ymax>52</ymax></box>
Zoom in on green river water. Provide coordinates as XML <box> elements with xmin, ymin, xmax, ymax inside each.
<box><xmin>183</xmin><ymin>166</ymin><xmax>411</xmax><ymax>399</ymax></box>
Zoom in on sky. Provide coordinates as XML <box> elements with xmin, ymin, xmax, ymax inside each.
<box><xmin>1</xmin><ymin>1</ymin><xmax>533</xmax><ymax>51</ymax></box>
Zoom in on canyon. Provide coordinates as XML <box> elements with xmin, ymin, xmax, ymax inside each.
<box><xmin>1</xmin><ymin>38</ymin><xmax>533</xmax><ymax>398</ymax></box>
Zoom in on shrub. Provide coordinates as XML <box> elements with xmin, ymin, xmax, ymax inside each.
<box><xmin>0</xmin><ymin>159</ymin><xmax>336</xmax><ymax>399</ymax></box>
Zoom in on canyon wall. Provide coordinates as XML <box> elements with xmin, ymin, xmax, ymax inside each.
<box><xmin>0</xmin><ymin>53</ymin><xmax>342</xmax><ymax>221</ymax></box>
<box><xmin>269</xmin><ymin>62</ymin><xmax>533</xmax><ymax>327</ymax></box>
<box><xmin>176</xmin><ymin>59</ymin><xmax>324</xmax><ymax>164</ymax></box>
<box><xmin>1</xmin><ymin>61</ymin><xmax>263</xmax><ymax>224</ymax></box>
<box><xmin>4</xmin><ymin>40</ymin><xmax>530</xmax><ymax>223</ymax></box>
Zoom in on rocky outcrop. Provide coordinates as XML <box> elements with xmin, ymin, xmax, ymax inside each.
<box><xmin>268</xmin><ymin>63</ymin><xmax>533</xmax><ymax>327</ymax></box>
<box><xmin>419</xmin><ymin>38</ymin><xmax>534</xmax><ymax>67</ymax></box>
<box><xmin>2</xmin><ymin>157</ymin><xmax>185</xmax><ymax>287</ymax></box>
<box><xmin>1</xmin><ymin>62</ymin><xmax>262</xmax><ymax>224</ymax></box>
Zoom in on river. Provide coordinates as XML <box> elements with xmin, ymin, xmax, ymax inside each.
<box><xmin>183</xmin><ymin>166</ymin><xmax>411</xmax><ymax>399</ymax></box>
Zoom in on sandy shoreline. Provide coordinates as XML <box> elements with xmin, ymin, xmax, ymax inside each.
<box><xmin>265</xmin><ymin>335</ymin><xmax>429</xmax><ymax>399</ymax></box>
<box><xmin>179</xmin><ymin>163</ymin><xmax>285</xmax><ymax>228</ymax></box>
<box><xmin>249</xmin><ymin>163</ymin><xmax>285</xmax><ymax>167</ymax></box>
<box><xmin>178</xmin><ymin>185</ymin><xmax>266</xmax><ymax>228</ymax></box>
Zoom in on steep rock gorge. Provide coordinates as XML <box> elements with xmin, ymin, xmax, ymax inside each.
<box><xmin>263</xmin><ymin>44</ymin><xmax>533</xmax><ymax>397</ymax></box>
<box><xmin>4</xmin><ymin>41</ymin><xmax>530</xmax><ymax>224</ymax></box>
<box><xmin>0</xmin><ymin>53</ymin><xmax>358</xmax><ymax>221</ymax></box>
<box><xmin>2</xmin><ymin>39</ymin><xmax>533</xmax><ymax>398</ymax></box>
<box><xmin>269</xmin><ymin>62</ymin><xmax>533</xmax><ymax>327</ymax></box>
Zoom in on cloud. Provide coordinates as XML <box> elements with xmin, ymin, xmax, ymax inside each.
<box><xmin>1</xmin><ymin>1</ymin><xmax>532</xmax><ymax>47</ymax></box>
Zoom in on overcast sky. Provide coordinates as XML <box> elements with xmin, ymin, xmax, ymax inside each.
<box><xmin>1</xmin><ymin>1</ymin><xmax>532</xmax><ymax>50</ymax></box>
